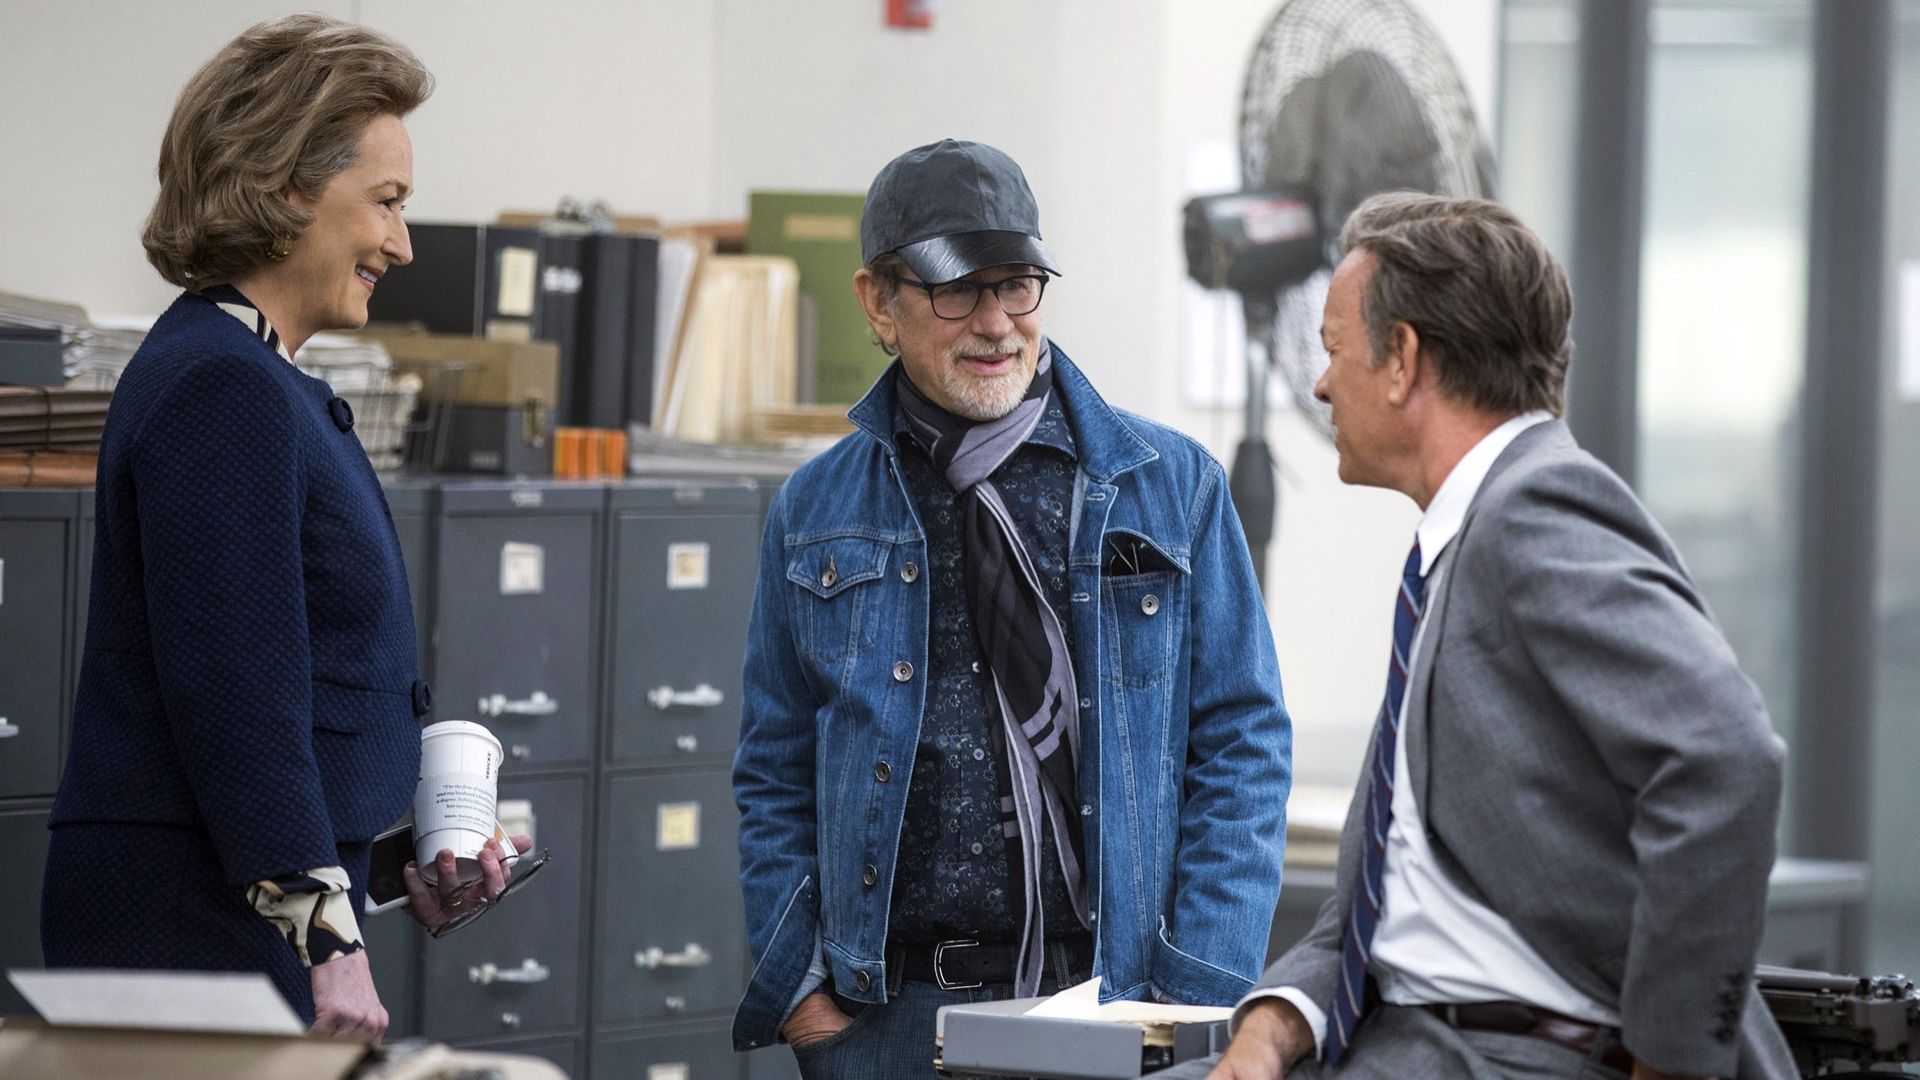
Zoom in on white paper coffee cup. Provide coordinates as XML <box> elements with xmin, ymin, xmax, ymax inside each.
<box><xmin>415</xmin><ymin>720</ymin><xmax>520</xmax><ymax>887</ymax></box>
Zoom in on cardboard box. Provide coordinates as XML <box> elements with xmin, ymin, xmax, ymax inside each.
<box><xmin>0</xmin><ymin>1017</ymin><xmax>370</xmax><ymax>1080</ymax></box>
<box><xmin>1</xmin><ymin>968</ymin><xmax>573</xmax><ymax>1080</ymax></box>
<box><xmin>363</xmin><ymin>332</ymin><xmax>560</xmax><ymax>411</ymax></box>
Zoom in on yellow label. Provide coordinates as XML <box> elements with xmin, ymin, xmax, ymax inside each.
<box><xmin>667</xmin><ymin>541</ymin><xmax>710</xmax><ymax>590</ymax></box>
<box><xmin>657</xmin><ymin>801</ymin><xmax>701</xmax><ymax>851</ymax></box>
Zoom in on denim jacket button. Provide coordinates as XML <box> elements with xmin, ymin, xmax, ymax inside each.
<box><xmin>892</xmin><ymin>660</ymin><xmax>914</xmax><ymax>682</ymax></box>
<box><xmin>874</xmin><ymin>761</ymin><xmax>892</xmax><ymax>783</ymax></box>
<box><xmin>1141</xmin><ymin>594</ymin><xmax>1161</xmax><ymax>616</ymax></box>
<box><xmin>901</xmin><ymin>562</ymin><xmax>920</xmax><ymax>583</ymax></box>
<box><xmin>821</xmin><ymin>567</ymin><xmax>838</xmax><ymax>589</ymax></box>
<box><xmin>856</xmin><ymin>970</ymin><xmax>872</xmax><ymax>991</ymax></box>
<box><xmin>862</xmin><ymin>864</ymin><xmax>878</xmax><ymax>886</ymax></box>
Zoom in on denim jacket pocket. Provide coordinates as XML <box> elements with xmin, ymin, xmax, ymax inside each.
<box><xmin>785</xmin><ymin>535</ymin><xmax>891</xmax><ymax>663</ymax></box>
<box><xmin>1099</xmin><ymin>568</ymin><xmax>1184</xmax><ymax>689</ymax></box>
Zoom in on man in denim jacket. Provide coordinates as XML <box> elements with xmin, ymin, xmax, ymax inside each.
<box><xmin>732</xmin><ymin>139</ymin><xmax>1292</xmax><ymax>1077</ymax></box>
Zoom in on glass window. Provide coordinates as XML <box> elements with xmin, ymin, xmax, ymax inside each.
<box><xmin>1869</xmin><ymin>0</ymin><xmax>1920</xmax><ymax>981</ymax></box>
<box><xmin>1498</xmin><ymin>0</ymin><xmax>1583</xmax><ymax>264</ymax></box>
<box><xmin>1635</xmin><ymin>0</ymin><xmax>1813</xmax><ymax>784</ymax></box>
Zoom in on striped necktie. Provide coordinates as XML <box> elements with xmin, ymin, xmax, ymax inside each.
<box><xmin>1326</xmin><ymin>541</ymin><xmax>1427</xmax><ymax>1066</ymax></box>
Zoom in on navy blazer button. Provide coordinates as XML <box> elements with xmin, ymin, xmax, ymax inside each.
<box><xmin>411</xmin><ymin>679</ymin><xmax>433</xmax><ymax>717</ymax></box>
<box><xmin>328</xmin><ymin>396</ymin><xmax>355</xmax><ymax>432</ymax></box>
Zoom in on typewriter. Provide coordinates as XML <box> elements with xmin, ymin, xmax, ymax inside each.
<box><xmin>1758</xmin><ymin>964</ymin><xmax>1920</xmax><ymax>1076</ymax></box>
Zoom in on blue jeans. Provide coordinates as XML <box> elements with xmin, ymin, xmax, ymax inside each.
<box><xmin>792</xmin><ymin>941</ymin><xmax>1094</xmax><ymax>1080</ymax></box>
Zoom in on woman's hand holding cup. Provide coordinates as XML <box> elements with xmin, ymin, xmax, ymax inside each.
<box><xmin>403</xmin><ymin>834</ymin><xmax>533</xmax><ymax>931</ymax></box>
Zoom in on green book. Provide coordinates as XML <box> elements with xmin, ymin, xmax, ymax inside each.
<box><xmin>747</xmin><ymin>192</ymin><xmax>876</xmax><ymax>405</ymax></box>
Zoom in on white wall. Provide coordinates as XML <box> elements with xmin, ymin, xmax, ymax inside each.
<box><xmin>0</xmin><ymin>0</ymin><xmax>1499</xmax><ymax>786</ymax></box>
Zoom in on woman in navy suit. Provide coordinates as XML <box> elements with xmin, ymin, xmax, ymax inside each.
<box><xmin>42</xmin><ymin>14</ymin><xmax>516</xmax><ymax>1038</ymax></box>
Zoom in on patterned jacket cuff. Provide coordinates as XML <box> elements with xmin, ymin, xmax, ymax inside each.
<box><xmin>247</xmin><ymin>865</ymin><xmax>365</xmax><ymax>968</ymax></box>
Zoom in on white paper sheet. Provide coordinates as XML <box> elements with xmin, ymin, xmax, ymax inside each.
<box><xmin>1023</xmin><ymin>977</ymin><xmax>1235</xmax><ymax>1025</ymax></box>
<box><xmin>1025</xmin><ymin>975</ymin><xmax>1106</xmax><ymax>1018</ymax></box>
<box><xmin>8</xmin><ymin>969</ymin><xmax>307</xmax><ymax>1036</ymax></box>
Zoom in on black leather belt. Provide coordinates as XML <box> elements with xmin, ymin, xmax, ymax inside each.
<box><xmin>1424</xmin><ymin>1002</ymin><xmax>1634</xmax><ymax>1074</ymax></box>
<box><xmin>887</xmin><ymin>936</ymin><xmax>1096</xmax><ymax>991</ymax></box>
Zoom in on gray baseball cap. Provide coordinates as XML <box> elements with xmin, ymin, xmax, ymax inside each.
<box><xmin>860</xmin><ymin>139</ymin><xmax>1061</xmax><ymax>285</ymax></box>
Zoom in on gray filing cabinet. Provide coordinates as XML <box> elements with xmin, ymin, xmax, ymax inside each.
<box><xmin>8</xmin><ymin>471</ymin><xmax>777</xmax><ymax>1080</ymax></box>
<box><xmin>0</xmin><ymin>490</ymin><xmax>77</xmax><ymax>1017</ymax></box>
<box><xmin>422</xmin><ymin>480</ymin><xmax>604</xmax><ymax>1065</ymax></box>
<box><xmin>593</xmin><ymin>478</ymin><xmax>761</xmax><ymax>1079</ymax></box>
<box><xmin>0</xmin><ymin>491</ymin><xmax>77</xmax><ymax>800</ymax></box>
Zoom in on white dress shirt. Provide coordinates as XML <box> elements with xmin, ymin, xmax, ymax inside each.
<box><xmin>1249</xmin><ymin>410</ymin><xmax>1620</xmax><ymax>1055</ymax></box>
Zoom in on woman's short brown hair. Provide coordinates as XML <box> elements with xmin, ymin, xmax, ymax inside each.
<box><xmin>142</xmin><ymin>14</ymin><xmax>433</xmax><ymax>290</ymax></box>
<box><xmin>1339</xmin><ymin>192</ymin><xmax>1572</xmax><ymax>417</ymax></box>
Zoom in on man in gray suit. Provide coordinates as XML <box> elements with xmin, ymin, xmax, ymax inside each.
<box><xmin>1164</xmin><ymin>193</ymin><xmax>1794</xmax><ymax>1080</ymax></box>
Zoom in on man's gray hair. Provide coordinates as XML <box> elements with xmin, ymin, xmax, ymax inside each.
<box><xmin>1338</xmin><ymin>192</ymin><xmax>1572</xmax><ymax>417</ymax></box>
<box><xmin>865</xmin><ymin>252</ymin><xmax>909</xmax><ymax>358</ymax></box>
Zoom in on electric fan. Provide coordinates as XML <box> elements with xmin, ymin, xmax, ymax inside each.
<box><xmin>1184</xmin><ymin>0</ymin><xmax>1494</xmax><ymax>589</ymax></box>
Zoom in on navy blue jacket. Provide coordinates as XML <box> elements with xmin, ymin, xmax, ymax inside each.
<box><xmin>50</xmin><ymin>290</ymin><xmax>425</xmax><ymax>885</ymax></box>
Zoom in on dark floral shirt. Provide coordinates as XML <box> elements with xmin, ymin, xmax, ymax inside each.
<box><xmin>889</xmin><ymin>393</ymin><xmax>1085</xmax><ymax>945</ymax></box>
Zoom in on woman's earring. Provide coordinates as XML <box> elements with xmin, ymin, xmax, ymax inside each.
<box><xmin>268</xmin><ymin>235</ymin><xmax>294</xmax><ymax>261</ymax></box>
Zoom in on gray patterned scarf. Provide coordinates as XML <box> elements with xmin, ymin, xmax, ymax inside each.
<box><xmin>893</xmin><ymin>346</ymin><xmax>1091</xmax><ymax>997</ymax></box>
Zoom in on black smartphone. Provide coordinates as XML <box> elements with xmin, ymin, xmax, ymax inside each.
<box><xmin>365</xmin><ymin>822</ymin><xmax>414</xmax><ymax>915</ymax></box>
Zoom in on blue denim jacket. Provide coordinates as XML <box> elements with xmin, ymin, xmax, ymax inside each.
<box><xmin>732</xmin><ymin>346</ymin><xmax>1291</xmax><ymax>1050</ymax></box>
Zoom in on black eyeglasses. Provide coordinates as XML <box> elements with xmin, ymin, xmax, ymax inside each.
<box><xmin>427</xmin><ymin>848</ymin><xmax>552</xmax><ymax>939</ymax></box>
<box><xmin>900</xmin><ymin>274</ymin><xmax>1049</xmax><ymax>321</ymax></box>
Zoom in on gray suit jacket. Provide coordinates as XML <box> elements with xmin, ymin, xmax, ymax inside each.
<box><xmin>1262</xmin><ymin>421</ymin><xmax>1794</xmax><ymax>1078</ymax></box>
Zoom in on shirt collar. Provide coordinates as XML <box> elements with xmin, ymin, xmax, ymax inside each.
<box><xmin>1414</xmin><ymin>410</ymin><xmax>1554</xmax><ymax>576</ymax></box>
<box><xmin>199</xmin><ymin>284</ymin><xmax>293</xmax><ymax>364</ymax></box>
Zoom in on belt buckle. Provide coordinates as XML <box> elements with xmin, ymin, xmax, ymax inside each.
<box><xmin>933</xmin><ymin>939</ymin><xmax>984</xmax><ymax>990</ymax></box>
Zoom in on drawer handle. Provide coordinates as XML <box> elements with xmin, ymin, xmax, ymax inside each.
<box><xmin>634</xmin><ymin>943</ymin><xmax>712</xmax><ymax>970</ymax></box>
<box><xmin>0</xmin><ymin>718</ymin><xmax>16</xmax><ymax>739</ymax></box>
<box><xmin>646</xmin><ymin>683</ymin><xmax>723</xmax><ymax>711</ymax></box>
<box><xmin>469</xmin><ymin>958</ymin><xmax>551</xmax><ymax>985</ymax></box>
<box><xmin>478</xmin><ymin>691</ymin><xmax>558</xmax><ymax>718</ymax></box>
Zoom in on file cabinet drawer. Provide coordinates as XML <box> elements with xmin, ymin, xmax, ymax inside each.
<box><xmin>0</xmin><ymin>804</ymin><xmax>53</xmax><ymax>1016</ymax></box>
<box><xmin>435</xmin><ymin>484</ymin><xmax>602</xmax><ymax>771</ymax></box>
<box><xmin>594</xmin><ymin>770</ymin><xmax>745</xmax><ymax>1026</ymax></box>
<box><xmin>422</xmin><ymin>774</ymin><xmax>589</xmax><ymax>1041</ymax></box>
<box><xmin>592</xmin><ymin>1021</ymin><xmax>739</xmax><ymax>1080</ymax></box>
<box><xmin>453</xmin><ymin>1032</ymin><xmax>583</xmax><ymax>1078</ymax></box>
<box><xmin>606</xmin><ymin>485</ymin><xmax>757</xmax><ymax>766</ymax></box>
<box><xmin>0</xmin><ymin>493</ymin><xmax>74</xmax><ymax>799</ymax></box>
